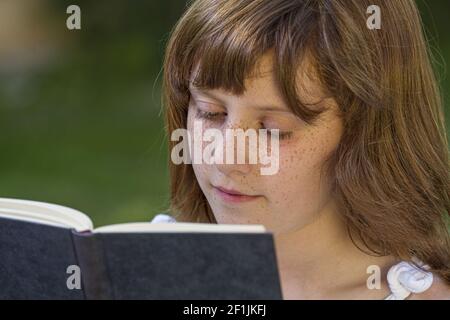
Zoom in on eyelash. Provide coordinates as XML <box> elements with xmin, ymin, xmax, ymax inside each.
<box><xmin>194</xmin><ymin>109</ymin><xmax>294</xmax><ymax>140</ymax></box>
<box><xmin>195</xmin><ymin>110</ymin><xmax>223</xmax><ymax>121</ymax></box>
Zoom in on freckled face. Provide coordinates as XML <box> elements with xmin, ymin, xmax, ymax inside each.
<box><xmin>187</xmin><ymin>53</ymin><xmax>343</xmax><ymax>234</ymax></box>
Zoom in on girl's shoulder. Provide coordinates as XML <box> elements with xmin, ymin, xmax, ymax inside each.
<box><xmin>385</xmin><ymin>260</ymin><xmax>450</xmax><ymax>300</ymax></box>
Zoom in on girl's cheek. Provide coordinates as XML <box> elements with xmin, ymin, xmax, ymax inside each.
<box><xmin>194</xmin><ymin>163</ymin><xmax>205</xmax><ymax>173</ymax></box>
<box><xmin>192</xmin><ymin>163</ymin><xmax>210</xmax><ymax>181</ymax></box>
<box><xmin>277</xmin><ymin>143</ymin><xmax>304</xmax><ymax>171</ymax></box>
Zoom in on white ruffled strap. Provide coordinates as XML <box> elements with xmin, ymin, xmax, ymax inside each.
<box><xmin>386</xmin><ymin>260</ymin><xmax>433</xmax><ymax>300</ymax></box>
<box><xmin>151</xmin><ymin>213</ymin><xmax>177</xmax><ymax>223</ymax></box>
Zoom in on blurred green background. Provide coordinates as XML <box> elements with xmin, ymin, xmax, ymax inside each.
<box><xmin>0</xmin><ymin>0</ymin><xmax>449</xmax><ymax>227</ymax></box>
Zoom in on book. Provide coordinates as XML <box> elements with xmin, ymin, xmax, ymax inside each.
<box><xmin>0</xmin><ymin>197</ymin><xmax>282</xmax><ymax>300</ymax></box>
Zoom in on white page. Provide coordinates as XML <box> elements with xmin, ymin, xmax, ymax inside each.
<box><xmin>0</xmin><ymin>198</ymin><xmax>93</xmax><ymax>232</ymax></box>
<box><xmin>0</xmin><ymin>197</ymin><xmax>267</xmax><ymax>234</ymax></box>
<box><xmin>94</xmin><ymin>222</ymin><xmax>266</xmax><ymax>233</ymax></box>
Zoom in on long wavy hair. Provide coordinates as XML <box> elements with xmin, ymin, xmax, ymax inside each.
<box><xmin>161</xmin><ymin>0</ymin><xmax>450</xmax><ymax>283</ymax></box>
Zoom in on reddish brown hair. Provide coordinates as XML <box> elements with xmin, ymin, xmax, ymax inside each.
<box><xmin>162</xmin><ymin>0</ymin><xmax>450</xmax><ymax>283</ymax></box>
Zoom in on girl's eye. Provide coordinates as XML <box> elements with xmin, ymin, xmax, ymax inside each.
<box><xmin>260</xmin><ymin>122</ymin><xmax>293</xmax><ymax>141</ymax></box>
<box><xmin>195</xmin><ymin>109</ymin><xmax>294</xmax><ymax>140</ymax></box>
<box><xmin>195</xmin><ymin>109</ymin><xmax>226</xmax><ymax>121</ymax></box>
<box><xmin>275</xmin><ymin>131</ymin><xmax>294</xmax><ymax>140</ymax></box>
<box><xmin>266</xmin><ymin>129</ymin><xmax>293</xmax><ymax>141</ymax></box>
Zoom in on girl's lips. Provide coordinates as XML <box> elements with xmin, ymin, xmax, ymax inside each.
<box><xmin>212</xmin><ymin>186</ymin><xmax>261</xmax><ymax>203</ymax></box>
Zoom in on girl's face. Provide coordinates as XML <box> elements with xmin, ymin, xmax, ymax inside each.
<box><xmin>187</xmin><ymin>53</ymin><xmax>343</xmax><ymax>234</ymax></box>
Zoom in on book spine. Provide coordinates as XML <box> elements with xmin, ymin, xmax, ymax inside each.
<box><xmin>71</xmin><ymin>231</ymin><xmax>114</xmax><ymax>299</ymax></box>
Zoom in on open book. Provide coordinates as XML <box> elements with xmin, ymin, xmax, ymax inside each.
<box><xmin>0</xmin><ymin>197</ymin><xmax>282</xmax><ymax>300</ymax></box>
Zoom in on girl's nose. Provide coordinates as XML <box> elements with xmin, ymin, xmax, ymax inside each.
<box><xmin>213</xmin><ymin>119</ymin><xmax>259</xmax><ymax>176</ymax></box>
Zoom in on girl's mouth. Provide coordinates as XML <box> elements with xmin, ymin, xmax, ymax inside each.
<box><xmin>212</xmin><ymin>186</ymin><xmax>261</xmax><ymax>203</ymax></box>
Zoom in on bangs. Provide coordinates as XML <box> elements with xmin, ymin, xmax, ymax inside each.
<box><xmin>166</xmin><ymin>0</ymin><xmax>330</xmax><ymax>125</ymax></box>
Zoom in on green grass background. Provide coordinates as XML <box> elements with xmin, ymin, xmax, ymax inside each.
<box><xmin>0</xmin><ymin>0</ymin><xmax>448</xmax><ymax>227</ymax></box>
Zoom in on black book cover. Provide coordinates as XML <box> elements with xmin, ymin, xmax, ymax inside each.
<box><xmin>0</xmin><ymin>216</ymin><xmax>283</xmax><ymax>299</ymax></box>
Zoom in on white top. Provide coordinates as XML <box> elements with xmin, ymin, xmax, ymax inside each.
<box><xmin>150</xmin><ymin>213</ymin><xmax>177</xmax><ymax>224</ymax></box>
<box><xmin>150</xmin><ymin>214</ymin><xmax>434</xmax><ymax>300</ymax></box>
<box><xmin>384</xmin><ymin>259</ymin><xmax>434</xmax><ymax>300</ymax></box>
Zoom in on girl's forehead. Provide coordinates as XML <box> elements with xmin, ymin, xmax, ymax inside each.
<box><xmin>190</xmin><ymin>51</ymin><xmax>274</xmax><ymax>82</ymax></box>
<box><xmin>189</xmin><ymin>50</ymin><xmax>331</xmax><ymax>109</ymax></box>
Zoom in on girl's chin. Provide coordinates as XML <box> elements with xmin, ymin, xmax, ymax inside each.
<box><xmin>210</xmin><ymin>209</ymin><xmax>269</xmax><ymax>225</ymax></box>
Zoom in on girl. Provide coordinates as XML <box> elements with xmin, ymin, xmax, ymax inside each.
<box><xmin>156</xmin><ymin>0</ymin><xmax>450</xmax><ymax>299</ymax></box>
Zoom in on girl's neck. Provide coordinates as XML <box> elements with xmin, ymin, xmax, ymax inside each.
<box><xmin>273</xmin><ymin>200</ymin><xmax>397</xmax><ymax>299</ymax></box>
